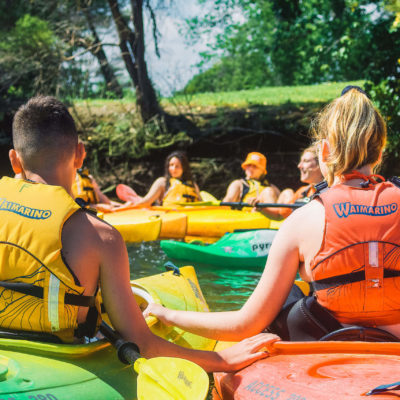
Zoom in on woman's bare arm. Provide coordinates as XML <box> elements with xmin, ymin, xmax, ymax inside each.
<box><xmin>222</xmin><ymin>179</ymin><xmax>242</xmax><ymax>202</ymax></box>
<box><xmin>144</xmin><ymin>209</ymin><xmax>308</xmax><ymax>341</ymax></box>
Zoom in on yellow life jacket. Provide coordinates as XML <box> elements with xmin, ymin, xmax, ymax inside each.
<box><xmin>241</xmin><ymin>178</ymin><xmax>269</xmax><ymax>202</ymax></box>
<box><xmin>0</xmin><ymin>177</ymin><xmax>101</xmax><ymax>343</ymax></box>
<box><xmin>71</xmin><ymin>167</ymin><xmax>99</xmax><ymax>205</ymax></box>
<box><xmin>163</xmin><ymin>178</ymin><xmax>199</xmax><ymax>205</ymax></box>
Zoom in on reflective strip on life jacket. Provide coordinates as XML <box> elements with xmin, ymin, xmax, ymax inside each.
<box><xmin>48</xmin><ymin>274</ymin><xmax>60</xmax><ymax>331</ymax></box>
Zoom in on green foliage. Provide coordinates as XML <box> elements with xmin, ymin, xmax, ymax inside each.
<box><xmin>74</xmin><ymin>104</ymin><xmax>192</xmax><ymax>177</ymax></box>
<box><xmin>368</xmin><ymin>79</ymin><xmax>400</xmax><ymax>158</ymax></box>
<box><xmin>184</xmin><ymin>55</ymin><xmax>273</xmax><ymax>93</ymax></box>
<box><xmin>184</xmin><ymin>0</ymin><xmax>391</xmax><ymax>93</ymax></box>
<box><xmin>364</xmin><ymin>2</ymin><xmax>400</xmax><ymax>165</ymax></box>
<box><xmin>0</xmin><ymin>14</ymin><xmax>62</xmax><ymax>101</ymax></box>
<box><xmin>174</xmin><ymin>80</ymin><xmax>364</xmax><ymax>107</ymax></box>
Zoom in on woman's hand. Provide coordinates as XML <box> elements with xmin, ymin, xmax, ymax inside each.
<box><xmin>143</xmin><ymin>303</ymin><xmax>172</xmax><ymax>325</ymax></box>
<box><xmin>216</xmin><ymin>333</ymin><xmax>281</xmax><ymax>372</ymax></box>
<box><xmin>246</xmin><ymin>196</ymin><xmax>259</xmax><ymax>206</ymax></box>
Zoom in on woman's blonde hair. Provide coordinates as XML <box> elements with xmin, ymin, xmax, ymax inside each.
<box><xmin>301</xmin><ymin>144</ymin><xmax>319</xmax><ymax>160</ymax></box>
<box><xmin>311</xmin><ymin>88</ymin><xmax>386</xmax><ymax>185</ymax></box>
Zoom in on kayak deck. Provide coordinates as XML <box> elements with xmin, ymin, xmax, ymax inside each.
<box><xmin>0</xmin><ymin>266</ymin><xmax>215</xmax><ymax>399</ymax></box>
<box><xmin>213</xmin><ymin>341</ymin><xmax>400</xmax><ymax>400</ymax></box>
<box><xmin>161</xmin><ymin>229</ymin><xmax>277</xmax><ymax>268</ymax></box>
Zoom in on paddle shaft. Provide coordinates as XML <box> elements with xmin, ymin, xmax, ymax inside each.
<box><xmin>99</xmin><ymin>322</ymin><xmax>141</xmax><ymax>365</ymax></box>
<box><xmin>220</xmin><ymin>202</ymin><xmax>304</xmax><ymax>209</ymax></box>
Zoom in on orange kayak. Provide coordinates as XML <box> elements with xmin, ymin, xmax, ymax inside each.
<box><xmin>213</xmin><ymin>341</ymin><xmax>400</xmax><ymax>400</ymax></box>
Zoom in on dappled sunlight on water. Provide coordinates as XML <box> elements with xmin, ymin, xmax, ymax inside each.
<box><xmin>127</xmin><ymin>241</ymin><xmax>263</xmax><ymax>311</ymax></box>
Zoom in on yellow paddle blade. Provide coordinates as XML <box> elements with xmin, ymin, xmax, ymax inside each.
<box><xmin>134</xmin><ymin>357</ymin><xmax>209</xmax><ymax>400</ymax></box>
<box><xmin>199</xmin><ymin>191</ymin><xmax>219</xmax><ymax>202</ymax></box>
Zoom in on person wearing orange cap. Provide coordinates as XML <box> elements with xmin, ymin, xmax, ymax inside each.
<box><xmin>222</xmin><ymin>152</ymin><xmax>280</xmax><ymax>203</ymax></box>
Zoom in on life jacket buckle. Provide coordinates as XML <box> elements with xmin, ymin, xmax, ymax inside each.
<box><xmin>360</xmin><ymin>180</ymin><xmax>370</xmax><ymax>188</ymax></box>
<box><xmin>368</xmin><ymin>279</ymin><xmax>381</xmax><ymax>288</ymax></box>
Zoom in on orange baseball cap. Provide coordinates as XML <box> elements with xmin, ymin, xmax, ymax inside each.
<box><xmin>241</xmin><ymin>152</ymin><xmax>267</xmax><ymax>174</ymax></box>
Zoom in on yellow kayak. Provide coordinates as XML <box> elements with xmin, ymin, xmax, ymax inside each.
<box><xmin>103</xmin><ymin>211</ymin><xmax>161</xmax><ymax>242</ymax></box>
<box><xmin>0</xmin><ymin>265</ymin><xmax>214</xmax><ymax>400</ymax></box>
<box><xmin>185</xmin><ymin>208</ymin><xmax>270</xmax><ymax>238</ymax></box>
<box><xmin>103</xmin><ymin>265</ymin><xmax>216</xmax><ymax>351</ymax></box>
<box><xmin>103</xmin><ymin>206</ymin><xmax>273</xmax><ymax>241</ymax></box>
<box><xmin>103</xmin><ymin>209</ymin><xmax>187</xmax><ymax>242</ymax></box>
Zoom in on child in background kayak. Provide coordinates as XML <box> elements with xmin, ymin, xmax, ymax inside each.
<box><xmin>1</xmin><ymin>96</ymin><xmax>280</xmax><ymax>372</ymax></box>
<box><xmin>258</xmin><ymin>144</ymin><xmax>324</xmax><ymax>219</ymax></box>
<box><xmin>117</xmin><ymin>150</ymin><xmax>202</xmax><ymax>207</ymax></box>
<box><xmin>145</xmin><ymin>86</ymin><xmax>400</xmax><ymax>342</ymax></box>
<box><xmin>222</xmin><ymin>152</ymin><xmax>280</xmax><ymax>205</ymax></box>
<box><xmin>71</xmin><ymin>142</ymin><xmax>123</xmax><ymax>212</ymax></box>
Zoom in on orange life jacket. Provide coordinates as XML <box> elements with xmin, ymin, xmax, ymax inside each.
<box><xmin>310</xmin><ymin>172</ymin><xmax>400</xmax><ymax>326</ymax></box>
<box><xmin>293</xmin><ymin>184</ymin><xmax>316</xmax><ymax>203</ymax></box>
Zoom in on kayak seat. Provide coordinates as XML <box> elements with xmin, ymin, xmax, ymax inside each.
<box><xmin>0</xmin><ymin>327</ymin><xmax>63</xmax><ymax>343</ymax></box>
<box><xmin>188</xmin><ymin>240</ymin><xmax>206</xmax><ymax>246</ymax></box>
<box><xmin>269</xmin><ymin>291</ymin><xmax>400</xmax><ymax>342</ymax></box>
<box><xmin>319</xmin><ymin>326</ymin><xmax>400</xmax><ymax>342</ymax></box>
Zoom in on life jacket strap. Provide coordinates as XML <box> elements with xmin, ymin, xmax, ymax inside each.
<box><xmin>182</xmin><ymin>194</ymin><xmax>196</xmax><ymax>201</ymax></box>
<box><xmin>389</xmin><ymin>176</ymin><xmax>400</xmax><ymax>188</ymax></box>
<box><xmin>0</xmin><ymin>281</ymin><xmax>96</xmax><ymax>307</ymax></box>
<box><xmin>311</xmin><ymin>268</ymin><xmax>400</xmax><ymax>292</ymax></box>
<box><xmin>311</xmin><ymin>180</ymin><xmax>328</xmax><ymax>198</ymax></box>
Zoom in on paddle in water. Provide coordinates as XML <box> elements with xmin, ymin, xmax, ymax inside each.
<box><xmin>99</xmin><ymin>322</ymin><xmax>209</xmax><ymax>400</ymax></box>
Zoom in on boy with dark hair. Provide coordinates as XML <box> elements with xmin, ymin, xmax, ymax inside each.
<box><xmin>0</xmin><ymin>95</ymin><xmax>279</xmax><ymax>372</ymax></box>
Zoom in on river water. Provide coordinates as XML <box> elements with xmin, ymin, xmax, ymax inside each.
<box><xmin>127</xmin><ymin>241</ymin><xmax>265</xmax><ymax>398</ymax></box>
<box><xmin>127</xmin><ymin>241</ymin><xmax>263</xmax><ymax>311</ymax></box>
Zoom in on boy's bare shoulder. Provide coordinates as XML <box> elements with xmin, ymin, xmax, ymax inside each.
<box><xmin>63</xmin><ymin>209</ymin><xmax>123</xmax><ymax>248</ymax></box>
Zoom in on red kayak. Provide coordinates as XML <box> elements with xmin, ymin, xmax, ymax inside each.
<box><xmin>213</xmin><ymin>340</ymin><xmax>400</xmax><ymax>400</ymax></box>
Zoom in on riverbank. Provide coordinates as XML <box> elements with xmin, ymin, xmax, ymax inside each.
<box><xmin>70</xmin><ymin>81</ymin><xmax>366</xmax><ymax>198</ymax></box>
<box><xmin>0</xmin><ymin>80</ymin><xmax>368</xmax><ymax>197</ymax></box>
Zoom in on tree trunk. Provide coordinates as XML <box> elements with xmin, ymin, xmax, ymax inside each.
<box><xmin>84</xmin><ymin>9</ymin><xmax>123</xmax><ymax>98</ymax></box>
<box><xmin>107</xmin><ymin>0</ymin><xmax>161</xmax><ymax>121</ymax></box>
<box><xmin>130</xmin><ymin>0</ymin><xmax>162</xmax><ymax>121</ymax></box>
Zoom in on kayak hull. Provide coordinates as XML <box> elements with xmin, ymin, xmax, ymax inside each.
<box><xmin>103</xmin><ymin>209</ymin><xmax>187</xmax><ymax>241</ymax></box>
<box><xmin>0</xmin><ymin>339</ymin><xmax>134</xmax><ymax>399</ymax></box>
<box><xmin>185</xmin><ymin>209</ymin><xmax>270</xmax><ymax>238</ymax></box>
<box><xmin>213</xmin><ymin>341</ymin><xmax>400</xmax><ymax>400</ymax></box>
<box><xmin>103</xmin><ymin>207</ymin><xmax>274</xmax><ymax>241</ymax></box>
<box><xmin>0</xmin><ymin>266</ymin><xmax>215</xmax><ymax>399</ymax></box>
<box><xmin>161</xmin><ymin>229</ymin><xmax>277</xmax><ymax>268</ymax></box>
<box><xmin>103</xmin><ymin>211</ymin><xmax>161</xmax><ymax>242</ymax></box>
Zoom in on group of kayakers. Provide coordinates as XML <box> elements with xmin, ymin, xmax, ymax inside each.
<box><xmin>1</xmin><ymin>84</ymin><xmax>399</xmax><ymax>377</ymax></box>
<box><xmin>73</xmin><ymin>144</ymin><xmax>324</xmax><ymax>217</ymax></box>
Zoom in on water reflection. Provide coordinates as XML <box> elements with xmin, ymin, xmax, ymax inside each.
<box><xmin>127</xmin><ymin>241</ymin><xmax>263</xmax><ymax>311</ymax></box>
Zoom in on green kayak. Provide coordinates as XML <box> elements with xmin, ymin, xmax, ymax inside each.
<box><xmin>0</xmin><ymin>266</ymin><xmax>215</xmax><ymax>399</ymax></box>
<box><xmin>160</xmin><ymin>229</ymin><xmax>277</xmax><ymax>268</ymax></box>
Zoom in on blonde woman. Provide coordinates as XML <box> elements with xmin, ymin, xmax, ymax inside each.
<box><xmin>259</xmin><ymin>144</ymin><xmax>324</xmax><ymax>219</ymax></box>
<box><xmin>145</xmin><ymin>86</ymin><xmax>400</xmax><ymax>341</ymax></box>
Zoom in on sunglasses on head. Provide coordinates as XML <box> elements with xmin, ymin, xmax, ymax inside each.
<box><xmin>341</xmin><ymin>85</ymin><xmax>370</xmax><ymax>99</ymax></box>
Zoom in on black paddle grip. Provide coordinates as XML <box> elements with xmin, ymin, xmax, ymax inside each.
<box><xmin>115</xmin><ymin>339</ymin><xmax>141</xmax><ymax>365</ymax></box>
<box><xmin>100</xmin><ymin>322</ymin><xmax>141</xmax><ymax>365</ymax></box>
